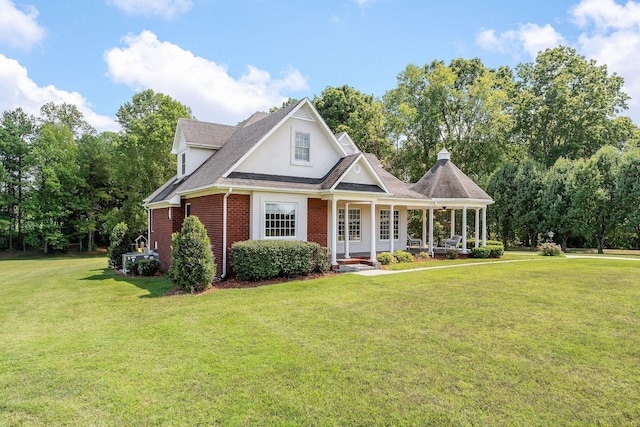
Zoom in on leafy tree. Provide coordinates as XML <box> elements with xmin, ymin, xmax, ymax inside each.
<box><xmin>269</xmin><ymin>97</ymin><xmax>298</xmax><ymax>113</ymax></box>
<box><xmin>108</xmin><ymin>222</ymin><xmax>130</xmax><ymax>269</ymax></box>
<box><xmin>513</xmin><ymin>46</ymin><xmax>630</xmax><ymax>166</ymax></box>
<box><xmin>486</xmin><ymin>161</ymin><xmax>519</xmax><ymax>246</ymax></box>
<box><xmin>616</xmin><ymin>147</ymin><xmax>640</xmax><ymax>247</ymax></box>
<box><xmin>0</xmin><ymin>108</ymin><xmax>37</xmax><ymax>250</ymax></box>
<box><xmin>169</xmin><ymin>215</ymin><xmax>216</xmax><ymax>292</ymax></box>
<box><xmin>313</xmin><ymin>85</ymin><xmax>392</xmax><ymax>160</ymax></box>
<box><xmin>569</xmin><ymin>146</ymin><xmax>620</xmax><ymax>253</ymax></box>
<box><xmin>541</xmin><ymin>157</ymin><xmax>577</xmax><ymax>249</ymax></box>
<box><xmin>512</xmin><ymin>159</ymin><xmax>545</xmax><ymax>248</ymax></box>
<box><xmin>40</xmin><ymin>102</ymin><xmax>95</xmax><ymax>137</ymax></box>
<box><xmin>111</xmin><ymin>89</ymin><xmax>193</xmax><ymax>233</ymax></box>
<box><xmin>29</xmin><ymin>123</ymin><xmax>84</xmax><ymax>252</ymax></box>
<box><xmin>384</xmin><ymin>59</ymin><xmax>514</xmax><ymax>181</ymax></box>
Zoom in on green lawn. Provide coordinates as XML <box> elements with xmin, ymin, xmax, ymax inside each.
<box><xmin>1</xmin><ymin>255</ymin><xmax>639</xmax><ymax>425</ymax></box>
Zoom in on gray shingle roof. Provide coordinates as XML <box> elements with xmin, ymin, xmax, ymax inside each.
<box><xmin>178</xmin><ymin>118</ymin><xmax>237</xmax><ymax>148</ymax></box>
<box><xmin>364</xmin><ymin>153</ymin><xmax>427</xmax><ymax>199</ymax></box>
<box><xmin>411</xmin><ymin>158</ymin><xmax>492</xmax><ymax>200</ymax></box>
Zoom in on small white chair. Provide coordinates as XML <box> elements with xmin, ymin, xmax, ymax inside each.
<box><xmin>443</xmin><ymin>235</ymin><xmax>462</xmax><ymax>249</ymax></box>
<box><xmin>407</xmin><ymin>235</ymin><xmax>422</xmax><ymax>249</ymax></box>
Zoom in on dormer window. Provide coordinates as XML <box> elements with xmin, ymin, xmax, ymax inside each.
<box><xmin>294</xmin><ymin>132</ymin><xmax>310</xmax><ymax>162</ymax></box>
<box><xmin>181</xmin><ymin>152</ymin><xmax>186</xmax><ymax>175</ymax></box>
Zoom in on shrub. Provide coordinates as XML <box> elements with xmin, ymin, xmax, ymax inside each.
<box><xmin>230</xmin><ymin>240</ymin><xmax>323</xmax><ymax>281</ymax></box>
<box><xmin>108</xmin><ymin>222</ymin><xmax>130</xmax><ymax>269</ymax></box>
<box><xmin>538</xmin><ymin>242</ymin><xmax>564</xmax><ymax>256</ymax></box>
<box><xmin>419</xmin><ymin>251</ymin><xmax>431</xmax><ymax>259</ymax></box>
<box><xmin>470</xmin><ymin>247</ymin><xmax>491</xmax><ymax>258</ymax></box>
<box><xmin>445</xmin><ymin>248</ymin><xmax>458</xmax><ymax>259</ymax></box>
<box><xmin>393</xmin><ymin>250</ymin><xmax>414</xmax><ymax>263</ymax></box>
<box><xmin>125</xmin><ymin>258</ymin><xmax>161</xmax><ymax>276</ymax></box>
<box><xmin>376</xmin><ymin>252</ymin><xmax>395</xmax><ymax>265</ymax></box>
<box><xmin>168</xmin><ymin>216</ymin><xmax>216</xmax><ymax>292</ymax></box>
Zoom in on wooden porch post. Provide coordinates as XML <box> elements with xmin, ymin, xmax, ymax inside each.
<box><xmin>422</xmin><ymin>209</ymin><xmax>427</xmax><ymax>250</ymax></box>
<box><xmin>428</xmin><ymin>207</ymin><xmax>434</xmax><ymax>257</ymax></box>
<box><xmin>475</xmin><ymin>208</ymin><xmax>480</xmax><ymax>248</ymax></box>
<box><xmin>330</xmin><ymin>198</ymin><xmax>338</xmax><ymax>267</ymax></box>
<box><xmin>369</xmin><ymin>201</ymin><xmax>377</xmax><ymax>262</ymax></box>
<box><xmin>462</xmin><ymin>207</ymin><xmax>468</xmax><ymax>254</ymax></box>
<box><xmin>482</xmin><ymin>206</ymin><xmax>487</xmax><ymax>247</ymax></box>
<box><xmin>344</xmin><ymin>203</ymin><xmax>350</xmax><ymax>259</ymax></box>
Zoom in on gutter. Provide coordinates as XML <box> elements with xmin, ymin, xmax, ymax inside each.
<box><xmin>221</xmin><ymin>187</ymin><xmax>232</xmax><ymax>279</ymax></box>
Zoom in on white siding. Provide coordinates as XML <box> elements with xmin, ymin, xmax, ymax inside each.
<box><xmin>341</xmin><ymin>159</ymin><xmax>380</xmax><ymax>185</ymax></box>
<box><xmin>177</xmin><ymin>147</ymin><xmax>215</xmax><ymax>178</ymax></box>
<box><xmin>235</xmin><ymin>117</ymin><xmax>342</xmax><ymax>178</ymax></box>
<box><xmin>250</xmin><ymin>192</ymin><xmax>308</xmax><ymax>241</ymax></box>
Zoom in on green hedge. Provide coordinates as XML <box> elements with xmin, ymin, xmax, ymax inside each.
<box><xmin>466</xmin><ymin>239</ymin><xmax>504</xmax><ymax>249</ymax></box>
<box><xmin>470</xmin><ymin>245</ymin><xmax>504</xmax><ymax>258</ymax></box>
<box><xmin>126</xmin><ymin>258</ymin><xmax>161</xmax><ymax>276</ymax></box>
<box><xmin>230</xmin><ymin>240</ymin><xmax>329</xmax><ymax>281</ymax></box>
<box><xmin>393</xmin><ymin>250</ymin><xmax>413</xmax><ymax>263</ymax></box>
<box><xmin>376</xmin><ymin>252</ymin><xmax>395</xmax><ymax>265</ymax></box>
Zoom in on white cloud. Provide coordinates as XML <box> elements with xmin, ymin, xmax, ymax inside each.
<box><xmin>353</xmin><ymin>0</ymin><xmax>376</xmax><ymax>6</ymax></box>
<box><xmin>0</xmin><ymin>0</ymin><xmax>45</xmax><ymax>50</ymax></box>
<box><xmin>571</xmin><ymin>0</ymin><xmax>640</xmax><ymax>119</ymax></box>
<box><xmin>477</xmin><ymin>23</ymin><xmax>566</xmax><ymax>58</ymax></box>
<box><xmin>106</xmin><ymin>0</ymin><xmax>192</xmax><ymax>20</ymax></box>
<box><xmin>104</xmin><ymin>31</ymin><xmax>310</xmax><ymax>124</ymax></box>
<box><xmin>0</xmin><ymin>54</ymin><xmax>118</xmax><ymax>132</ymax></box>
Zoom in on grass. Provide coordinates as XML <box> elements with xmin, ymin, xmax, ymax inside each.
<box><xmin>1</xmin><ymin>255</ymin><xmax>639</xmax><ymax>425</ymax></box>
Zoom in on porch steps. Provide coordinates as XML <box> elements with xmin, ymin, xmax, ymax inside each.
<box><xmin>335</xmin><ymin>257</ymin><xmax>381</xmax><ymax>273</ymax></box>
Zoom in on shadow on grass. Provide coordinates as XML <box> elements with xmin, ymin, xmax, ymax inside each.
<box><xmin>82</xmin><ymin>268</ymin><xmax>174</xmax><ymax>298</ymax></box>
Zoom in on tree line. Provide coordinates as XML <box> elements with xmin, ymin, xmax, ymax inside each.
<box><xmin>1</xmin><ymin>46</ymin><xmax>638</xmax><ymax>252</ymax></box>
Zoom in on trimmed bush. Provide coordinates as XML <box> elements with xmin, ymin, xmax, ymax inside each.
<box><xmin>538</xmin><ymin>242</ymin><xmax>564</xmax><ymax>256</ymax></box>
<box><xmin>376</xmin><ymin>252</ymin><xmax>395</xmax><ymax>265</ymax></box>
<box><xmin>470</xmin><ymin>247</ymin><xmax>491</xmax><ymax>258</ymax></box>
<box><xmin>231</xmin><ymin>240</ymin><xmax>325</xmax><ymax>281</ymax></box>
<box><xmin>419</xmin><ymin>251</ymin><xmax>431</xmax><ymax>259</ymax></box>
<box><xmin>168</xmin><ymin>216</ymin><xmax>216</xmax><ymax>292</ymax></box>
<box><xmin>393</xmin><ymin>250</ymin><xmax>414</xmax><ymax>263</ymax></box>
<box><xmin>108</xmin><ymin>222</ymin><xmax>130</xmax><ymax>269</ymax></box>
<box><xmin>125</xmin><ymin>258</ymin><xmax>161</xmax><ymax>276</ymax></box>
<box><xmin>445</xmin><ymin>248</ymin><xmax>458</xmax><ymax>259</ymax></box>
<box><xmin>470</xmin><ymin>245</ymin><xmax>504</xmax><ymax>258</ymax></box>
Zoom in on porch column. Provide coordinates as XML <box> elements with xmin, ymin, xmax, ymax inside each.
<box><xmin>482</xmin><ymin>206</ymin><xmax>487</xmax><ymax>247</ymax></box>
<box><xmin>330</xmin><ymin>198</ymin><xmax>338</xmax><ymax>266</ymax></box>
<box><xmin>421</xmin><ymin>209</ymin><xmax>427</xmax><ymax>249</ymax></box>
<box><xmin>474</xmin><ymin>208</ymin><xmax>480</xmax><ymax>248</ymax></box>
<box><xmin>450</xmin><ymin>209</ymin><xmax>456</xmax><ymax>237</ymax></box>
<box><xmin>344</xmin><ymin>203</ymin><xmax>350</xmax><ymax>259</ymax></box>
<box><xmin>462</xmin><ymin>207</ymin><xmax>468</xmax><ymax>254</ymax></box>
<box><xmin>369</xmin><ymin>201</ymin><xmax>377</xmax><ymax>262</ymax></box>
<box><xmin>428</xmin><ymin>207</ymin><xmax>434</xmax><ymax>257</ymax></box>
<box><xmin>389</xmin><ymin>204</ymin><xmax>395</xmax><ymax>253</ymax></box>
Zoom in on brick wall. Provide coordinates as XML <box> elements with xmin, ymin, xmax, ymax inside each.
<box><xmin>307</xmin><ymin>198</ymin><xmax>328</xmax><ymax>247</ymax></box>
<box><xmin>150</xmin><ymin>206</ymin><xmax>183</xmax><ymax>271</ymax></box>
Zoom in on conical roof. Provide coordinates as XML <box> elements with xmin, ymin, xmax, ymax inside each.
<box><xmin>410</xmin><ymin>148</ymin><xmax>492</xmax><ymax>201</ymax></box>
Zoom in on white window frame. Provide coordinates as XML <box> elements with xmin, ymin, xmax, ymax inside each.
<box><xmin>264</xmin><ymin>202</ymin><xmax>297</xmax><ymax>238</ymax></box>
<box><xmin>379</xmin><ymin>209</ymin><xmax>399</xmax><ymax>241</ymax></box>
<box><xmin>291</xmin><ymin>131</ymin><xmax>311</xmax><ymax>165</ymax></box>
<box><xmin>185</xmin><ymin>203</ymin><xmax>191</xmax><ymax>218</ymax></box>
<box><xmin>338</xmin><ymin>208</ymin><xmax>361</xmax><ymax>242</ymax></box>
<box><xmin>181</xmin><ymin>152</ymin><xmax>186</xmax><ymax>175</ymax></box>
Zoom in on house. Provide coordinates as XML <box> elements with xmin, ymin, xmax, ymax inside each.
<box><xmin>144</xmin><ymin>98</ymin><xmax>493</xmax><ymax>278</ymax></box>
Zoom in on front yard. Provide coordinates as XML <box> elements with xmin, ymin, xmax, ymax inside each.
<box><xmin>1</xmin><ymin>255</ymin><xmax>639</xmax><ymax>425</ymax></box>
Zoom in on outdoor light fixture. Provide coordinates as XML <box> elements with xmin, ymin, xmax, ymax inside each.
<box><xmin>548</xmin><ymin>231</ymin><xmax>555</xmax><ymax>241</ymax></box>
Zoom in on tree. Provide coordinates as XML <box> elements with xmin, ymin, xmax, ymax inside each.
<box><xmin>29</xmin><ymin>123</ymin><xmax>84</xmax><ymax>252</ymax></box>
<box><xmin>616</xmin><ymin>147</ymin><xmax>640</xmax><ymax>248</ymax></box>
<box><xmin>0</xmin><ymin>108</ymin><xmax>37</xmax><ymax>250</ymax></box>
<box><xmin>313</xmin><ymin>85</ymin><xmax>392</xmax><ymax>160</ymax></box>
<box><xmin>512</xmin><ymin>159</ymin><xmax>545</xmax><ymax>248</ymax></box>
<box><xmin>486</xmin><ymin>161</ymin><xmax>519</xmax><ymax>245</ymax></box>
<box><xmin>168</xmin><ymin>215</ymin><xmax>216</xmax><ymax>292</ymax></box>
<box><xmin>541</xmin><ymin>157</ymin><xmax>577</xmax><ymax>249</ymax></box>
<box><xmin>384</xmin><ymin>59</ymin><xmax>515</xmax><ymax>181</ymax></box>
<box><xmin>40</xmin><ymin>102</ymin><xmax>95</xmax><ymax>137</ymax></box>
<box><xmin>513</xmin><ymin>46</ymin><xmax>630</xmax><ymax>166</ymax></box>
<box><xmin>111</xmin><ymin>90</ymin><xmax>193</xmax><ymax>234</ymax></box>
<box><xmin>108</xmin><ymin>222</ymin><xmax>130</xmax><ymax>269</ymax></box>
<box><xmin>569</xmin><ymin>146</ymin><xmax>620</xmax><ymax>253</ymax></box>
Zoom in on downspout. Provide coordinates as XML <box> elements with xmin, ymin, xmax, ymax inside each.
<box><xmin>221</xmin><ymin>187</ymin><xmax>232</xmax><ymax>279</ymax></box>
<box><xmin>147</xmin><ymin>208</ymin><xmax>151</xmax><ymax>253</ymax></box>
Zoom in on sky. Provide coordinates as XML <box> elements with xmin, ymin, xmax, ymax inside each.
<box><xmin>2</xmin><ymin>0</ymin><xmax>640</xmax><ymax>132</ymax></box>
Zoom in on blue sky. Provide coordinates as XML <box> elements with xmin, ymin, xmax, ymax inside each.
<box><xmin>2</xmin><ymin>0</ymin><xmax>640</xmax><ymax>132</ymax></box>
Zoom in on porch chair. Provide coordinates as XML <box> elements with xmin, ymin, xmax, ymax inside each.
<box><xmin>443</xmin><ymin>235</ymin><xmax>462</xmax><ymax>249</ymax></box>
<box><xmin>407</xmin><ymin>235</ymin><xmax>422</xmax><ymax>249</ymax></box>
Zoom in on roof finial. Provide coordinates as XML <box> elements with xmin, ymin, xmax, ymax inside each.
<box><xmin>437</xmin><ymin>147</ymin><xmax>450</xmax><ymax>161</ymax></box>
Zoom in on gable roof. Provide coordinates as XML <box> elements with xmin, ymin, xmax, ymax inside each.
<box><xmin>171</xmin><ymin>118</ymin><xmax>237</xmax><ymax>153</ymax></box>
<box><xmin>410</xmin><ymin>148</ymin><xmax>492</xmax><ymax>201</ymax></box>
